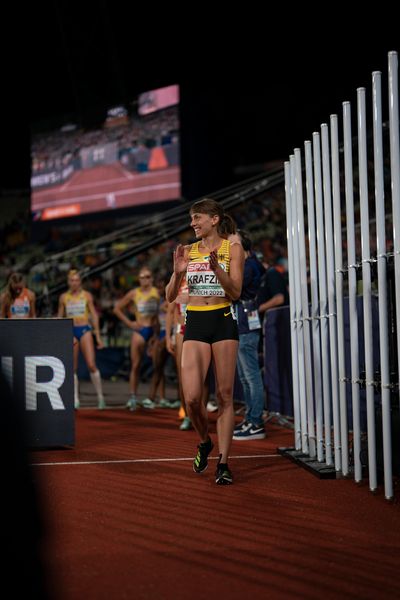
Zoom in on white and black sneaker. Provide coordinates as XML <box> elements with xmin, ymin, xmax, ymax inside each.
<box><xmin>233</xmin><ymin>422</ymin><xmax>266</xmax><ymax>440</ymax></box>
<box><xmin>233</xmin><ymin>419</ymin><xmax>249</xmax><ymax>434</ymax></box>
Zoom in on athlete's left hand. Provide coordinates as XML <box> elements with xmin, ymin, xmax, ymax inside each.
<box><xmin>209</xmin><ymin>250</ymin><xmax>220</xmax><ymax>272</ymax></box>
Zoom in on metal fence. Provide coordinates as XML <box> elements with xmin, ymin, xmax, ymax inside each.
<box><xmin>284</xmin><ymin>51</ymin><xmax>400</xmax><ymax>499</ymax></box>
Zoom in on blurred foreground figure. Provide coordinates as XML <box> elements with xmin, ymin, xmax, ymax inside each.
<box><xmin>1</xmin><ymin>373</ymin><xmax>51</xmax><ymax>598</ymax></box>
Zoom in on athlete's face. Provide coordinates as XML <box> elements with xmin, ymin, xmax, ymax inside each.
<box><xmin>68</xmin><ymin>275</ymin><xmax>81</xmax><ymax>291</ymax></box>
<box><xmin>11</xmin><ymin>282</ymin><xmax>23</xmax><ymax>295</ymax></box>
<box><xmin>190</xmin><ymin>212</ymin><xmax>218</xmax><ymax>238</ymax></box>
<box><xmin>139</xmin><ymin>271</ymin><xmax>153</xmax><ymax>289</ymax></box>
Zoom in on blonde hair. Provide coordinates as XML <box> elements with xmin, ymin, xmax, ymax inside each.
<box><xmin>4</xmin><ymin>272</ymin><xmax>25</xmax><ymax>302</ymax></box>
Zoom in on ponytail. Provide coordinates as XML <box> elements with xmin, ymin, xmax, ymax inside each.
<box><xmin>217</xmin><ymin>214</ymin><xmax>237</xmax><ymax>236</ymax></box>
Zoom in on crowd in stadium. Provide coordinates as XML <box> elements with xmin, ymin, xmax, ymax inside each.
<box><xmin>31</xmin><ymin>107</ymin><xmax>179</xmax><ymax>176</ymax></box>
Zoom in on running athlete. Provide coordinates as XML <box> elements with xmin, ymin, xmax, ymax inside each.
<box><xmin>166</xmin><ymin>199</ymin><xmax>245</xmax><ymax>485</ymax></box>
<box><xmin>0</xmin><ymin>273</ymin><xmax>36</xmax><ymax>318</ymax></box>
<box><xmin>58</xmin><ymin>270</ymin><xmax>105</xmax><ymax>410</ymax></box>
<box><xmin>113</xmin><ymin>266</ymin><xmax>159</xmax><ymax>410</ymax></box>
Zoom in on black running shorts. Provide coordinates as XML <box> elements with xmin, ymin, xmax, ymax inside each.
<box><xmin>183</xmin><ymin>305</ymin><xmax>239</xmax><ymax>344</ymax></box>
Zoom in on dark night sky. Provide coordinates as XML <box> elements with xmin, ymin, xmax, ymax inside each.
<box><xmin>2</xmin><ymin>5</ymin><xmax>399</xmax><ymax>200</ymax></box>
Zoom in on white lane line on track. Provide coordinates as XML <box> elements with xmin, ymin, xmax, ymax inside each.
<box><xmin>31</xmin><ymin>454</ymin><xmax>282</xmax><ymax>467</ymax></box>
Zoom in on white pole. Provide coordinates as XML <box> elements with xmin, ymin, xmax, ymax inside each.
<box><xmin>372</xmin><ymin>70</ymin><xmax>393</xmax><ymax>500</ymax></box>
<box><xmin>321</xmin><ymin>124</ymin><xmax>342</xmax><ymax>471</ymax></box>
<box><xmin>295</xmin><ymin>148</ymin><xmax>316</xmax><ymax>458</ymax></box>
<box><xmin>285</xmin><ymin>161</ymin><xmax>302</xmax><ymax>450</ymax></box>
<box><xmin>290</xmin><ymin>154</ymin><xmax>309</xmax><ymax>453</ymax></box>
<box><xmin>304</xmin><ymin>141</ymin><xmax>324</xmax><ymax>461</ymax></box>
<box><xmin>330</xmin><ymin>114</ymin><xmax>349</xmax><ymax>476</ymax></box>
<box><xmin>357</xmin><ymin>87</ymin><xmax>377</xmax><ymax>492</ymax></box>
<box><xmin>388</xmin><ymin>51</ymin><xmax>400</xmax><ymax>404</ymax></box>
<box><xmin>343</xmin><ymin>101</ymin><xmax>362</xmax><ymax>482</ymax></box>
<box><xmin>313</xmin><ymin>132</ymin><xmax>333</xmax><ymax>466</ymax></box>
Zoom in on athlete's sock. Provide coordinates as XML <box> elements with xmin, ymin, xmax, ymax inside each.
<box><xmin>74</xmin><ymin>374</ymin><xmax>80</xmax><ymax>408</ymax></box>
<box><xmin>90</xmin><ymin>369</ymin><xmax>104</xmax><ymax>400</ymax></box>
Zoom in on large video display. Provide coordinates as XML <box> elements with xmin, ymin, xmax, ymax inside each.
<box><xmin>31</xmin><ymin>85</ymin><xmax>180</xmax><ymax>220</ymax></box>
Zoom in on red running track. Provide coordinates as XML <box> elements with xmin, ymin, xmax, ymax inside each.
<box><xmin>30</xmin><ymin>408</ymin><xmax>400</xmax><ymax>600</ymax></box>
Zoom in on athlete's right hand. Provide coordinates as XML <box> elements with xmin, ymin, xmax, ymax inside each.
<box><xmin>173</xmin><ymin>244</ymin><xmax>188</xmax><ymax>274</ymax></box>
<box><xmin>166</xmin><ymin>338</ymin><xmax>176</xmax><ymax>355</ymax></box>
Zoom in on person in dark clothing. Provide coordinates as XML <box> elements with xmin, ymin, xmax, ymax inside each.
<box><xmin>229</xmin><ymin>231</ymin><xmax>267</xmax><ymax>440</ymax></box>
<box><xmin>1</xmin><ymin>372</ymin><xmax>51</xmax><ymax>598</ymax></box>
<box><xmin>257</xmin><ymin>259</ymin><xmax>289</xmax><ymax>316</ymax></box>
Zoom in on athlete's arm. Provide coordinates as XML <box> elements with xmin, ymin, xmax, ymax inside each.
<box><xmin>113</xmin><ymin>291</ymin><xmax>137</xmax><ymax>329</ymax></box>
<box><xmin>165</xmin><ymin>245</ymin><xmax>188</xmax><ymax>303</ymax></box>
<box><xmin>258</xmin><ymin>293</ymin><xmax>285</xmax><ymax>314</ymax></box>
<box><xmin>86</xmin><ymin>292</ymin><xmax>104</xmax><ymax>349</ymax></box>
<box><xmin>29</xmin><ymin>290</ymin><xmax>36</xmax><ymax>318</ymax></box>
<box><xmin>57</xmin><ymin>294</ymin><xmax>66</xmax><ymax>318</ymax></box>
<box><xmin>165</xmin><ymin>301</ymin><xmax>176</xmax><ymax>355</ymax></box>
<box><xmin>209</xmin><ymin>243</ymin><xmax>245</xmax><ymax>301</ymax></box>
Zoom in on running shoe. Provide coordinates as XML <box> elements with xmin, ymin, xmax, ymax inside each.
<box><xmin>126</xmin><ymin>395</ymin><xmax>136</xmax><ymax>410</ymax></box>
<box><xmin>97</xmin><ymin>396</ymin><xmax>106</xmax><ymax>410</ymax></box>
<box><xmin>206</xmin><ymin>399</ymin><xmax>218</xmax><ymax>412</ymax></box>
<box><xmin>74</xmin><ymin>398</ymin><xmax>80</xmax><ymax>410</ymax></box>
<box><xmin>167</xmin><ymin>399</ymin><xmax>181</xmax><ymax>409</ymax></box>
<box><xmin>127</xmin><ymin>395</ymin><xmax>137</xmax><ymax>411</ymax></box>
<box><xmin>215</xmin><ymin>455</ymin><xmax>233</xmax><ymax>485</ymax></box>
<box><xmin>193</xmin><ymin>437</ymin><xmax>214</xmax><ymax>473</ymax></box>
<box><xmin>139</xmin><ymin>398</ymin><xmax>156</xmax><ymax>409</ymax></box>
<box><xmin>179</xmin><ymin>417</ymin><xmax>192</xmax><ymax>431</ymax></box>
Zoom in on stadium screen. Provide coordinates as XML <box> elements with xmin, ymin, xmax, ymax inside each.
<box><xmin>31</xmin><ymin>84</ymin><xmax>180</xmax><ymax>221</ymax></box>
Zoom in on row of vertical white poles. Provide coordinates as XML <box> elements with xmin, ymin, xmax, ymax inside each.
<box><xmin>372</xmin><ymin>71</ymin><xmax>393</xmax><ymax>500</ymax></box>
<box><xmin>285</xmin><ymin>51</ymin><xmax>399</xmax><ymax>492</ymax></box>
<box><xmin>357</xmin><ymin>87</ymin><xmax>378</xmax><ymax>491</ymax></box>
<box><xmin>342</xmin><ymin>102</ymin><xmax>362</xmax><ymax>483</ymax></box>
<box><xmin>389</xmin><ymin>52</ymin><xmax>400</xmax><ymax>415</ymax></box>
<box><xmin>284</xmin><ymin>162</ymin><xmax>302</xmax><ymax>451</ymax></box>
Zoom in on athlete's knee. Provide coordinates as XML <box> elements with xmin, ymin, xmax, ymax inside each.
<box><xmin>185</xmin><ymin>395</ymin><xmax>203</xmax><ymax>410</ymax></box>
<box><xmin>217</xmin><ymin>387</ymin><xmax>233</xmax><ymax>410</ymax></box>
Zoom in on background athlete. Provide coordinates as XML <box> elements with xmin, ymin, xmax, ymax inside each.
<box><xmin>58</xmin><ymin>270</ymin><xmax>105</xmax><ymax>409</ymax></box>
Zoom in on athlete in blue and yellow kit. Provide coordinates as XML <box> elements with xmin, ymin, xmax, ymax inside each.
<box><xmin>58</xmin><ymin>270</ymin><xmax>105</xmax><ymax>409</ymax></box>
<box><xmin>166</xmin><ymin>199</ymin><xmax>244</xmax><ymax>484</ymax></box>
<box><xmin>113</xmin><ymin>266</ymin><xmax>159</xmax><ymax>410</ymax></box>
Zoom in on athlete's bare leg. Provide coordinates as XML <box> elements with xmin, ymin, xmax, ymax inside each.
<box><xmin>211</xmin><ymin>340</ymin><xmax>238</xmax><ymax>462</ymax></box>
<box><xmin>130</xmin><ymin>333</ymin><xmax>146</xmax><ymax>395</ymax></box>
<box><xmin>181</xmin><ymin>340</ymin><xmax>211</xmax><ymax>442</ymax></box>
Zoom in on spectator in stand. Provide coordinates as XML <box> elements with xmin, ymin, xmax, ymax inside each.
<box><xmin>257</xmin><ymin>250</ymin><xmax>289</xmax><ymax>318</ymax></box>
